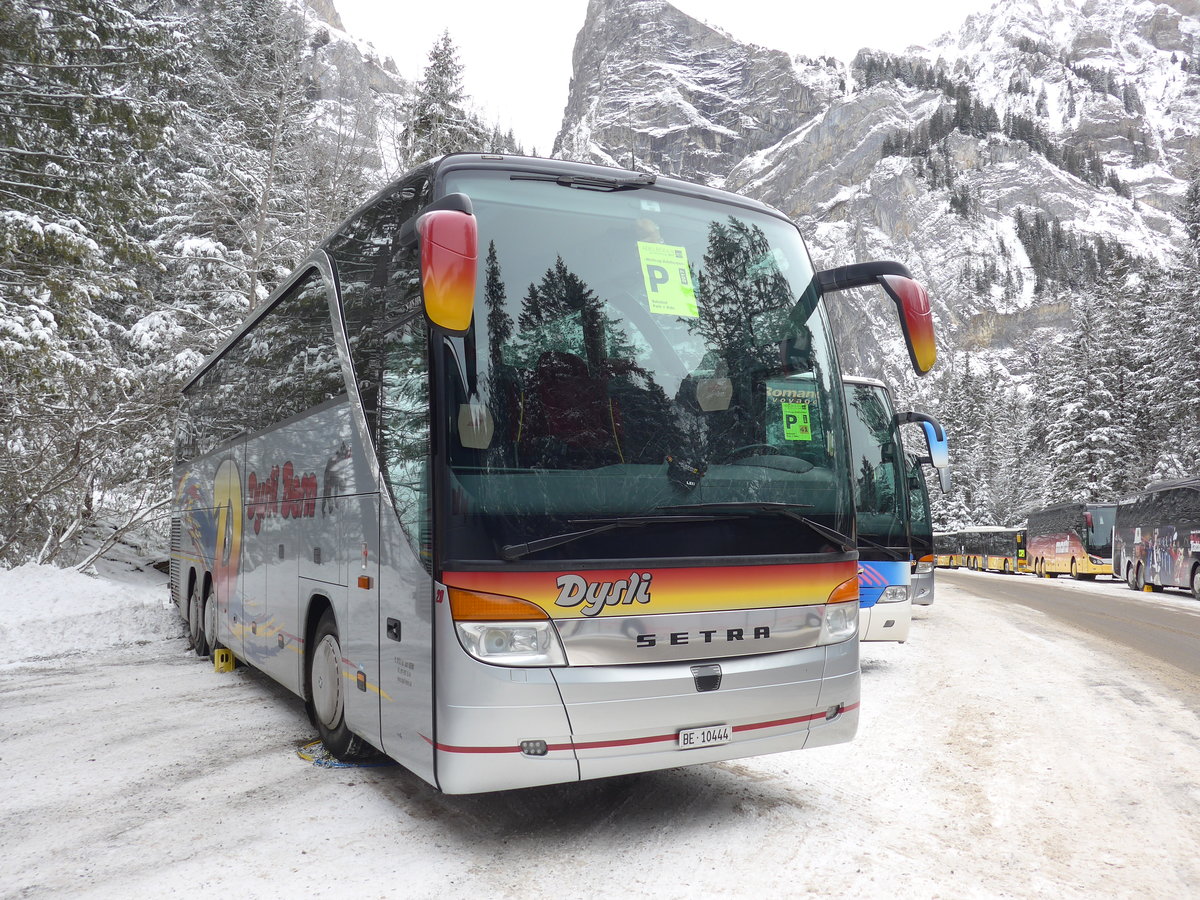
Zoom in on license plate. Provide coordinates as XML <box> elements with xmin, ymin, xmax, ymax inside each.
<box><xmin>677</xmin><ymin>724</ymin><xmax>731</xmax><ymax>750</ymax></box>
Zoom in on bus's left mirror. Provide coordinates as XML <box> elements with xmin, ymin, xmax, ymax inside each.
<box><xmin>936</xmin><ymin>466</ymin><xmax>952</xmax><ymax>493</ymax></box>
<box><xmin>879</xmin><ymin>274</ymin><xmax>936</xmax><ymax>376</ymax></box>
<box><xmin>418</xmin><ymin>207</ymin><xmax>477</xmax><ymax>336</ymax></box>
<box><xmin>815</xmin><ymin>261</ymin><xmax>936</xmax><ymax>375</ymax></box>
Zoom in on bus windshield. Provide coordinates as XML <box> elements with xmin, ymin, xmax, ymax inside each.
<box><xmin>908</xmin><ymin>457</ymin><xmax>933</xmax><ymax>554</ymax></box>
<box><xmin>1087</xmin><ymin>504</ymin><xmax>1115</xmax><ymax>556</ymax></box>
<box><xmin>843</xmin><ymin>381</ymin><xmax>906</xmax><ymax>550</ymax></box>
<box><xmin>433</xmin><ymin>168</ymin><xmax>852</xmax><ymax>562</ymax></box>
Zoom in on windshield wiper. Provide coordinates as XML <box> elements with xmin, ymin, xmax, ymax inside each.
<box><xmin>499</xmin><ymin>514</ymin><xmax>731</xmax><ymax>561</ymax></box>
<box><xmin>510</xmin><ymin>172</ymin><xmax>657</xmax><ymax>192</ymax></box>
<box><xmin>856</xmin><ymin>534</ymin><xmax>909</xmax><ymax>561</ymax></box>
<box><xmin>655</xmin><ymin>501</ymin><xmax>856</xmax><ymax>553</ymax></box>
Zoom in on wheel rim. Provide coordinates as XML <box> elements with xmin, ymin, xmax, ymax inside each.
<box><xmin>312</xmin><ymin>633</ymin><xmax>344</xmax><ymax>730</ymax></box>
<box><xmin>204</xmin><ymin>594</ymin><xmax>217</xmax><ymax>649</ymax></box>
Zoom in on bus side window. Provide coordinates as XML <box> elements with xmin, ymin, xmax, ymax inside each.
<box><xmin>331</xmin><ymin>175</ymin><xmax>431</xmax><ymax>451</ymax></box>
<box><xmin>243</xmin><ymin>270</ymin><xmax>343</xmax><ymax>430</ymax></box>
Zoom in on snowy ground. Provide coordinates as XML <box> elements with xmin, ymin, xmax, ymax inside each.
<box><xmin>2</xmin><ymin>564</ymin><xmax>1199</xmax><ymax>899</ymax></box>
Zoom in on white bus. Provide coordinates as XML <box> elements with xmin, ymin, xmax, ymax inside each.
<box><xmin>170</xmin><ymin>153</ymin><xmax>936</xmax><ymax>793</ymax></box>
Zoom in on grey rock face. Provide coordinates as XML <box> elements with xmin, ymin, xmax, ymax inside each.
<box><xmin>552</xmin><ymin>0</ymin><xmax>844</xmax><ymax>184</ymax></box>
<box><xmin>553</xmin><ymin>0</ymin><xmax>1200</xmax><ymax>391</ymax></box>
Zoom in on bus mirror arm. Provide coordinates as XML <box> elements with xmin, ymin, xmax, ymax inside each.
<box><xmin>398</xmin><ymin>192</ymin><xmax>474</xmax><ymax>249</ymax></box>
<box><xmin>815</xmin><ymin>261</ymin><xmax>936</xmax><ymax>376</ymax></box>
<box><xmin>895</xmin><ymin>410</ymin><xmax>945</xmax><ymax>443</ymax></box>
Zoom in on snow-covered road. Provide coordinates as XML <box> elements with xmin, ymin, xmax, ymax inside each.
<box><xmin>2</xmin><ymin>564</ymin><xmax>1198</xmax><ymax>899</ymax></box>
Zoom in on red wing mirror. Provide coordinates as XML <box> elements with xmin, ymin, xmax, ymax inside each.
<box><xmin>814</xmin><ymin>261</ymin><xmax>937</xmax><ymax>376</ymax></box>
<box><xmin>877</xmin><ymin>274</ymin><xmax>936</xmax><ymax>375</ymax></box>
<box><xmin>419</xmin><ymin>208</ymin><xmax>477</xmax><ymax>335</ymax></box>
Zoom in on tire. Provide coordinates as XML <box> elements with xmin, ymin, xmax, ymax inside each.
<box><xmin>1134</xmin><ymin>563</ymin><xmax>1146</xmax><ymax>592</ymax></box>
<box><xmin>1125</xmin><ymin>563</ymin><xmax>1137</xmax><ymax>591</ymax></box>
<box><xmin>1070</xmin><ymin>559</ymin><xmax>1080</xmax><ymax>580</ymax></box>
<box><xmin>308</xmin><ymin>609</ymin><xmax>369</xmax><ymax>761</ymax></box>
<box><xmin>1192</xmin><ymin>566</ymin><xmax>1200</xmax><ymax>601</ymax></box>
<box><xmin>201</xmin><ymin>589</ymin><xmax>219</xmax><ymax>655</ymax></box>
<box><xmin>187</xmin><ymin>579</ymin><xmax>203</xmax><ymax>653</ymax></box>
<box><xmin>1003</xmin><ymin>560</ymin><xmax>1012</xmax><ymax>574</ymax></box>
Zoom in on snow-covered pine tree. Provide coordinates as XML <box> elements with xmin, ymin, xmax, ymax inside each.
<box><xmin>1167</xmin><ymin>165</ymin><xmax>1200</xmax><ymax>470</ymax></box>
<box><xmin>0</xmin><ymin>0</ymin><xmax>178</xmax><ymax>566</ymax></box>
<box><xmin>400</xmin><ymin>31</ymin><xmax>487</xmax><ymax>166</ymax></box>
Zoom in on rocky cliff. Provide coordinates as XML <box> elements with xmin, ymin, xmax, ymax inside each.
<box><xmin>552</xmin><ymin>0</ymin><xmax>845</xmax><ymax>185</ymax></box>
<box><xmin>554</xmin><ymin>0</ymin><xmax>1200</xmax><ymax>390</ymax></box>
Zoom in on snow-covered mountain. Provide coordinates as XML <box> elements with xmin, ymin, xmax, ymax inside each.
<box><xmin>553</xmin><ymin>0</ymin><xmax>845</xmax><ymax>185</ymax></box>
<box><xmin>553</xmin><ymin>0</ymin><xmax>1200</xmax><ymax>391</ymax></box>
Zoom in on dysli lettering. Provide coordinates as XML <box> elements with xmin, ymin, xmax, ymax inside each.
<box><xmin>554</xmin><ymin>573</ymin><xmax>653</xmax><ymax>617</ymax></box>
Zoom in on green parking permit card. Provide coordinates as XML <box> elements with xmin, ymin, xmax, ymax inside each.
<box><xmin>638</xmin><ymin>242</ymin><xmax>698</xmax><ymax>317</ymax></box>
<box><xmin>782</xmin><ymin>401</ymin><xmax>812</xmax><ymax>441</ymax></box>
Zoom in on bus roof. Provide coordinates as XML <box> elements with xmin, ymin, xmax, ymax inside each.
<box><xmin>1137</xmin><ymin>477</ymin><xmax>1200</xmax><ymax>494</ymax></box>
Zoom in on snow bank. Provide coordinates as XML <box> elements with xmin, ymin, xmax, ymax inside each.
<box><xmin>0</xmin><ymin>563</ymin><xmax>179</xmax><ymax>665</ymax></box>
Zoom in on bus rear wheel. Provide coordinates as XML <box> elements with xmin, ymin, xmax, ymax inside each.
<box><xmin>1134</xmin><ymin>564</ymin><xmax>1146</xmax><ymax>592</ymax></box>
<box><xmin>309</xmin><ymin>609</ymin><xmax>369</xmax><ymax>761</ymax></box>
<box><xmin>1192</xmin><ymin>566</ymin><xmax>1200</xmax><ymax>601</ymax></box>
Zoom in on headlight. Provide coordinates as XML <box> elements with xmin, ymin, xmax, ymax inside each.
<box><xmin>819</xmin><ymin>601</ymin><xmax>859</xmax><ymax>644</ymax></box>
<box><xmin>879</xmin><ymin>585</ymin><xmax>909</xmax><ymax>603</ymax></box>
<box><xmin>455</xmin><ymin>620</ymin><xmax>567</xmax><ymax>667</ymax></box>
<box><xmin>915</xmin><ymin>560</ymin><xmax>934</xmax><ymax>575</ymax></box>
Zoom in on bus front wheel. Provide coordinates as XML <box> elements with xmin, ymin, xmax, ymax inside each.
<box><xmin>309</xmin><ymin>609</ymin><xmax>369</xmax><ymax>761</ymax></box>
<box><xmin>187</xmin><ymin>579</ymin><xmax>209</xmax><ymax>656</ymax></box>
<box><xmin>202</xmin><ymin>590</ymin><xmax>218</xmax><ymax>656</ymax></box>
<box><xmin>1192</xmin><ymin>566</ymin><xmax>1200</xmax><ymax>601</ymax></box>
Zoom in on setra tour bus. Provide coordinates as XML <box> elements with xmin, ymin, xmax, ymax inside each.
<box><xmin>1024</xmin><ymin>501</ymin><xmax>1115</xmax><ymax>580</ymax></box>
<box><xmin>1112</xmin><ymin>478</ymin><xmax>1200</xmax><ymax>597</ymax></box>
<box><xmin>170</xmin><ymin>153</ymin><xmax>936</xmax><ymax>793</ymax></box>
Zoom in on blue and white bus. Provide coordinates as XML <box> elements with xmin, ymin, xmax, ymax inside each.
<box><xmin>842</xmin><ymin>375</ymin><xmax>948</xmax><ymax>638</ymax></box>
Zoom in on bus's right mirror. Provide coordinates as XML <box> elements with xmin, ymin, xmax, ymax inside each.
<box><xmin>418</xmin><ymin>203</ymin><xmax>478</xmax><ymax>336</ymax></box>
<box><xmin>816</xmin><ymin>261</ymin><xmax>936</xmax><ymax>375</ymax></box>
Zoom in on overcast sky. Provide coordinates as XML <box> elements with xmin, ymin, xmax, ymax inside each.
<box><xmin>333</xmin><ymin>0</ymin><xmax>997</xmax><ymax>153</ymax></box>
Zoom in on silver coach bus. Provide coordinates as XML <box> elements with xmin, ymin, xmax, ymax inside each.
<box><xmin>170</xmin><ymin>154</ymin><xmax>937</xmax><ymax>794</ymax></box>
